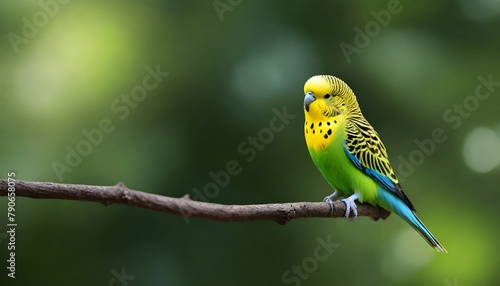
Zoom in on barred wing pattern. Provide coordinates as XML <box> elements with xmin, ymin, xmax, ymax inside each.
<box><xmin>344</xmin><ymin>117</ymin><xmax>415</xmax><ymax>211</ymax></box>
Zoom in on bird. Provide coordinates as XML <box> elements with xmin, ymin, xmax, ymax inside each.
<box><xmin>303</xmin><ymin>75</ymin><xmax>446</xmax><ymax>253</ymax></box>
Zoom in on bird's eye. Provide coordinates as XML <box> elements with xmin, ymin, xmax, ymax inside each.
<box><xmin>324</xmin><ymin>94</ymin><xmax>331</xmax><ymax>99</ymax></box>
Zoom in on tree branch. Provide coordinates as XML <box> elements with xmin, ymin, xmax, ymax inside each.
<box><xmin>0</xmin><ymin>180</ymin><xmax>390</xmax><ymax>224</ymax></box>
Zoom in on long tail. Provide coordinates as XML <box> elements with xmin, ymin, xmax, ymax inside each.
<box><xmin>378</xmin><ymin>189</ymin><xmax>447</xmax><ymax>253</ymax></box>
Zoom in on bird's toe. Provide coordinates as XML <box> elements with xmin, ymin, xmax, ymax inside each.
<box><xmin>323</xmin><ymin>197</ymin><xmax>335</xmax><ymax>214</ymax></box>
<box><xmin>341</xmin><ymin>197</ymin><xmax>358</xmax><ymax>221</ymax></box>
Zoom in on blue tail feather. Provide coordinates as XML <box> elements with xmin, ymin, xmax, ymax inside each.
<box><xmin>378</xmin><ymin>189</ymin><xmax>447</xmax><ymax>253</ymax></box>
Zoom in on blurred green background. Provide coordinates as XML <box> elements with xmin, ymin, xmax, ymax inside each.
<box><xmin>1</xmin><ymin>0</ymin><xmax>499</xmax><ymax>285</ymax></box>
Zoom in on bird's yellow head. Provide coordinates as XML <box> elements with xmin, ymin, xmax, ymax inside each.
<box><xmin>303</xmin><ymin>75</ymin><xmax>358</xmax><ymax>120</ymax></box>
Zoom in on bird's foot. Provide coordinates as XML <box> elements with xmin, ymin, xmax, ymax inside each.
<box><xmin>322</xmin><ymin>191</ymin><xmax>339</xmax><ymax>214</ymax></box>
<box><xmin>323</xmin><ymin>197</ymin><xmax>334</xmax><ymax>214</ymax></box>
<box><xmin>341</xmin><ymin>194</ymin><xmax>359</xmax><ymax>221</ymax></box>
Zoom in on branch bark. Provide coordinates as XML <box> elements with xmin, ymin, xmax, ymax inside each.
<box><xmin>0</xmin><ymin>180</ymin><xmax>390</xmax><ymax>224</ymax></box>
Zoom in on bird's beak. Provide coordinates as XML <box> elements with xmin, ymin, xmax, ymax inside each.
<box><xmin>304</xmin><ymin>91</ymin><xmax>316</xmax><ymax>112</ymax></box>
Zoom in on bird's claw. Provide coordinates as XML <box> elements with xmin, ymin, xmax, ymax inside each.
<box><xmin>341</xmin><ymin>196</ymin><xmax>358</xmax><ymax>221</ymax></box>
<box><xmin>322</xmin><ymin>191</ymin><xmax>339</xmax><ymax>214</ymax></box>
<box><xmin>322</xmin><ymin>196</ymin><xmax>335</xmax><ymax>214</ymax></box>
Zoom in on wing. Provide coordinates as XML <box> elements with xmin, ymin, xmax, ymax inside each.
<box><xmin>344</xmin><ymin>117</ymin><xmax>415</xmax><ymax>211</ymax></box>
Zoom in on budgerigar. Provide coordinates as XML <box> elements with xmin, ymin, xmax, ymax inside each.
<box><xmin>303</xmin><ymin>75</ymin><xmax>446</xmax><ymax>252</ymax></box>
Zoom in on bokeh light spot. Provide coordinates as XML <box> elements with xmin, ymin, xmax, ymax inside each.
<box><xmin>463</xmin><ymin>127</ymin><xmax>500</xmax><ymax>173</ymax></box>
<box><xmin>460</xmin><ymin>0</ymin><xmax>500</xmax><ymax>22</ymax></box>
<box><xmin>380</xmin><ymin>229</ymin><xmax>434</xmax><ymax>281</ymax></box>
<box><xmin>231</xmin><ymin>31</ymin><xmax>319</xmax><ymax>101</ymax></box>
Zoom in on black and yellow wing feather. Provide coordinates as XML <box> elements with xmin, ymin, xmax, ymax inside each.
<box><xmin>343</xmin><ymin>117</ymin><xmax>415</xmax><ymax>211</ymax></box>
